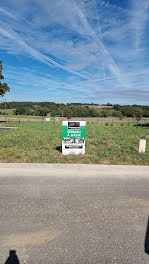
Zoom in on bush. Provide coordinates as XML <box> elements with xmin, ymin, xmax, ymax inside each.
<box><xmin>118</xmin><ymin>112</ymin><xmax>123</xmax><ymax>120</ymax></box>
<box><xmin>0</xmin><ymin>112</ymin><xmax>8</xmax><ymax>115</ymax></box>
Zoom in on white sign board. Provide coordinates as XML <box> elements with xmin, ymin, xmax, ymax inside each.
<box><xmin>139</xmin><ymin>139</ymin><xmax>146</xmax><ymax>153</ymax></box>
<box><xmin>62</xmin><ymin>121</ymin><xmax>86</xmax><ymax>155</ymax></box>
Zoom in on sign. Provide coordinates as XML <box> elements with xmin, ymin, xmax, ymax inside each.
<box><xmin>139</xmin><ymin>139</ymin><xmax>146</xmax><ymax>153</ymax></box>
<box><xmin>44</xmin><ymin>118</ymin><xmax>50</xmax><ymax>122</ymax></box>
<box><xmin>62</xmin><ymin>121</ymin><xmax>86</xmax><ymax>155</ymax></box>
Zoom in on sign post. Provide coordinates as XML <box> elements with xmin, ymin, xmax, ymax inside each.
<box><xmin>62</xmin><ymin>121</ymin><xmax>86</xmax><ymax>155</ymax></box>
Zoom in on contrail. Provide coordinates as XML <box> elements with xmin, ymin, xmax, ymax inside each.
<box><xmin>93</xmin><ymin>0</ymin><xmax>106</xmax><ymax>80</ymax></box>
<box><xmin>131</xmin><ymin>0</ymin><xmax>149</xmax><ymax>50</ymax></box>
<box><xmin>0</xmin><ymin>7</ymin><xmax>17</xmax><ymax>20</ymax></box>
<box><xmin>73</xmin><ymin>0</ymin><xmax>130</xmax><ymax>87</ymax></box>
<box><xmin>0</xmin><ymin>27</ymin><xmax>88</xmax><ymax>80</ymax></box>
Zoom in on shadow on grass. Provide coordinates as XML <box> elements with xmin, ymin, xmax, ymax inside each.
<box><xmin>5</xmin><ymin>250</ymin><xmax>20</xmax><ymax>264</ymax></box>
<box><xmin>134</xmin><ymin>123</ymin><xmax>149</xmax><ymax>127</ymax></box>
<box><xmin>55</xmin><ymin>146</ymin><xmax>62</xmax><ymax>153</ymax></box>
<box><xmin>145</xmin><ymin>216</ymin><xmax>149</xmax><ymax>255</ymax></box>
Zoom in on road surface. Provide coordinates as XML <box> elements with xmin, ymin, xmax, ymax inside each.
<box><xmin>0</xmin><ymin>164</ymin><xmax>149</xmax><ymax>264</ymax></box>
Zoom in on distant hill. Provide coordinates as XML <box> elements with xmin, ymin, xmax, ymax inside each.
<box><xmin>0</xmin><ymin>102</ymin><xmax>148</xmax><ymax>118</ymax></box>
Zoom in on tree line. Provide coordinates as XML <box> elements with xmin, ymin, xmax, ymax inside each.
<box><xmin>113</xmin><ymin>105</ymin><xmax>149</xmax><ymax>119</ymax></box>
<box><xmin>0</xmin><ymin>101</ymin><xmax>149</xmax><ymax>119</ymax></box>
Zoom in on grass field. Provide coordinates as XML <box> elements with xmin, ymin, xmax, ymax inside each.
<box><xmin>0</xmin><ymin>121</ymin><xmax>148</xmax><ymax>164</ymax></box>
<box><xmin>0</xmin><ymin>114</ymin><xmax>42</xmax><ymax>119</ymax></box>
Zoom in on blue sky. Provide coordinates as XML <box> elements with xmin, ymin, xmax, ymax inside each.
<box><xmin>0</xmin><ymin>0</ymin><xmax>149</xmax><ymax>104</ymax></box>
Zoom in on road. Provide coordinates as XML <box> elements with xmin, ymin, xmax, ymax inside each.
<box><xmin>0</xmin><ymin>164</ymin><xmax>149</xmax><ymax>264</ymax></box>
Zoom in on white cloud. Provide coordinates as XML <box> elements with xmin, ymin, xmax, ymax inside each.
<box><xmin>0</xmin><ymin>0</ymin><xmax>149</xmax><ymax>103</ymax></box>
<box><xmin>131</xmin><ymin>0</ymin><xmax>149</xmax><ymax>49</ymax></box>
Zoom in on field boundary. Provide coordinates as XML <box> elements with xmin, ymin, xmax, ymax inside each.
<box><xmin>1</xmin><ymin>116</ymin><xmax>149</xmax><ymax>123</ymax></box>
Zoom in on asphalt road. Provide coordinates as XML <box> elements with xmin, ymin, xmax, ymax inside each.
<box><xmin>0</xmin><ymin>164</ymin><xmax>149</xmax><ymax>264</ymax></box>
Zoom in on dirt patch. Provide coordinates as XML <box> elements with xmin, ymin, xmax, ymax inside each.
<box><xmin>3</xmin><ymin>230</ymin><xmax>58</xmax><ymax>246</ymax></box>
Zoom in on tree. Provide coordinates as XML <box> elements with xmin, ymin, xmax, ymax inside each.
<box><xmin>106</xmin><ymin>102</ymin><xmax>113</xmax><ymax>106</ymax></box>
<box><xmin>133</xmin><ymin>108</ymin><xmax>143</xmax><ymax>122</ymax></box>
<box><xmin>0</xmin><ymin>61</ymin><xmax>10</xmax><ymax>97</ymax></box>
<box><xmin>15</xmin><ymin>107</ymin><xmax>26</xmax><ymax>115</ymax></box>
<box><xmin>63</xmin><ymin>108</ymin><xmax>73</xmax><ymax>119</ymax></box>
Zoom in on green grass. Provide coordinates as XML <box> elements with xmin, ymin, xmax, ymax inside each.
<box><xmin>0</xmin><ymin>114</ymin><xmax>42</xmax><ymax>119</ymax></box>
<box><xmin>0</xmin><ymin>121</ymin><xmax>148</xmax><ymax>164</ymax></box>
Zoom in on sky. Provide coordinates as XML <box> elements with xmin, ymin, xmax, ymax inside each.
<box><xmin>0</xmin><ymin>0</ymin><xmax>149</xmax><ymax>105</ymax></box>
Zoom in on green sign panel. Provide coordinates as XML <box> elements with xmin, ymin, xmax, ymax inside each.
<box><xmin>62</xmin><ymin>125</ymin><xmax>86</xmax><ymax>140</ymax></box>
<box><xmin>62</xmin><ymin>121</ymin><xmax>86</xmax><ymax>154</ymax></box>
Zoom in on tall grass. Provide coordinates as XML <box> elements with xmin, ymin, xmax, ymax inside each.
<box><xmin>0</xmin><ymin>121</ymin><xmax>148</xmax><ymax>164</ymax></box>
